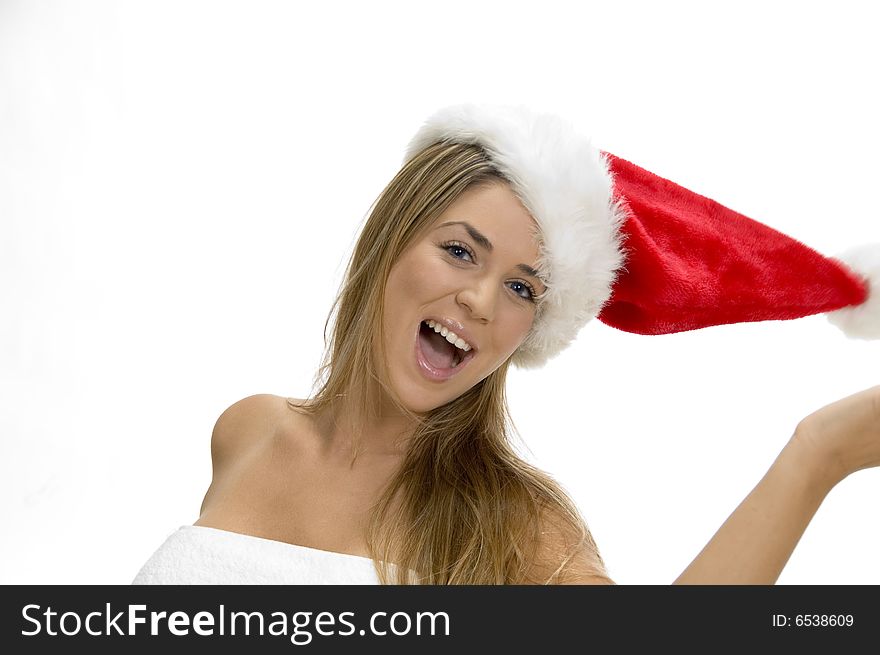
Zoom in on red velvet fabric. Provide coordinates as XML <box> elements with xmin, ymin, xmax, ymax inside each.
<box><xmin>597</xmin><ymin>154</ymin><xmax>868</xmax><ymax>335</ymax></box>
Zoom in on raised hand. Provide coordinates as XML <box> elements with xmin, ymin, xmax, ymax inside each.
<box><xmin>792</xmin><ymin>385</ymin><xmax>880</xmax><ymax>487</ymax></box>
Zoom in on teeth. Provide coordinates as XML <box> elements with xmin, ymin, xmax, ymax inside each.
<box><xmin>424</xmin><ymin>320</ymin><xmax>472</xmax><ymax>352</ymax></box>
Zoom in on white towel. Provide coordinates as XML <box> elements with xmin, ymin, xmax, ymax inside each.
<box><xmin>132</xmin><ymin>525</ymin><xmax>382</xmax><ymax>585</ymax></box>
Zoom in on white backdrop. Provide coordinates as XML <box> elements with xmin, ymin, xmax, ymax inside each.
<box><xmin>1</xmin><ymin>0</ymin><xmax>877</xmax><ymax>585</ymax></box>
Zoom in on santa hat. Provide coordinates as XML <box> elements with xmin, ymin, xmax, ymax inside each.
<box><xmin>403</xmin><ymin>103</ymin><xmax>880</xmax><ymax>369</ymax></box>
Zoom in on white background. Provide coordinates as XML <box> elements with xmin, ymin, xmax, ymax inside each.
<box><xmin>1</xmin><ymin>0</ymin><xmax>877</xmax><ymax>585</ymax></box>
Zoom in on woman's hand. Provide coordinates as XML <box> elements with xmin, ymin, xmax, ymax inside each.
<box><xmin>791</xmin><ymin>384</ymin><xmax>880</xmax><ymax>487</ymax></box>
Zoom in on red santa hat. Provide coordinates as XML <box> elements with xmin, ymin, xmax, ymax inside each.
<box><xmin>403</xmin><ymin>103</ymin><xmax>879</xmax><ymax>369</ymax></box>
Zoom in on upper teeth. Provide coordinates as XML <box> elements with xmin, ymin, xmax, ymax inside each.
<box><xmin>425</xmin><ymin>320</ymin><xmax>472</xmax><ymax>352</ymax></box>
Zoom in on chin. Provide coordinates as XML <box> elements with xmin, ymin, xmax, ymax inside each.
<box><xmin>397</xmin><ymin>390</ymin><xmax>461</xmax><ymax>415</ymax></box>
<box><xmin>391</xmin><ymin>355</ymin><xmax>504</xmax><ymax>416</ymax></box>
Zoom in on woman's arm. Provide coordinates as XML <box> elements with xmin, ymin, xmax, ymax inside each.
<box><xmin>674</xmin><ymin>385</ymin><xmax>880</xmax><ymax>584</ymax></box>
<box><xmin>673</xmin><ymin>436</ymin><xmax>835</xmax><ymax>584</ymax></box>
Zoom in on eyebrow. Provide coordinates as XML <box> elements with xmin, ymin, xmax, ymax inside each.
<box><xmin>436</xmin><ymin>220</ymin><xmax>545</xmax><ymax>285</ymax></box>
<box><xmin>438</xmin><ymin>220</ymin><xmax>494</xmax><ymax>252</ymax></box>
<box><xmin>516</xmin><ymin>263</ymin><xmax>542</xmax><ymax>279</ymax></box>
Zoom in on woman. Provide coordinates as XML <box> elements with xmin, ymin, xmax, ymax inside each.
<box><xmin>133</xmin><ymin>104</ymin><xmax>880</xmax><ymax>585</ymax></box>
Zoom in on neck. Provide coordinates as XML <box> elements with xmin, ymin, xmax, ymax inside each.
<box><xmin>316</xmin><ymin>393</ymin><xmax>419</xmax><ymax>466</ymax></box>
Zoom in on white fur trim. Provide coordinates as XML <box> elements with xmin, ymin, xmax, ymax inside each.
<box><xmin>403</xmin><ymin>104</ymin><xmax>627</xmax><ymax>369</ymax></box>
<box><xmin>826</xmin><ymin>243</ymin><xmax>880</xmax><ymax>339</ymax></box>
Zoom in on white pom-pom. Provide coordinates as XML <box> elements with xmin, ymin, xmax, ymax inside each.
<box><xmin>826</xmin><ymin>243</ymin><xmax>880</xmax><ymax>339</ymax></box>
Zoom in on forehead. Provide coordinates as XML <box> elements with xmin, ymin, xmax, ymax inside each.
<box><xmin>431</xmin><ymin>181</ymin><xmax>542</xmax><ymax>261</ymax></box>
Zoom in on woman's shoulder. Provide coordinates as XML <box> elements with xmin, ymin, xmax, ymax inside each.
<box><xmin>522</xmin><ymin>506</ymin><xmax>616</xmax><ymax>585</ymax></box>
<box><xmin>209</xmin><ymin>394</ymin><xmax>310</xmax><ymax>467</ymax></box>
<box><xmin>197</xmin><ymin>395</ymin><xmax>315</xmax><ymax>520</ymax></box>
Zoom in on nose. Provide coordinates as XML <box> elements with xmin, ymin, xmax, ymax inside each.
<box><xmin>456</xmin><ymin>276</ymin><xmax>497</xmax><ymax>322</ymax></box>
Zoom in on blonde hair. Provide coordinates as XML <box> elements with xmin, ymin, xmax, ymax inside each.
<box><xmin>289</xmin><ymin>141</ymin><xmax>608</xmax><ymax>583</ymax></box>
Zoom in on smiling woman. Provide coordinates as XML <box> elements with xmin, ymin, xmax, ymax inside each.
<box><xmin>133</xmin><ymin>103</ymin><xmax>880</xmax><ymax>586</ymax></box>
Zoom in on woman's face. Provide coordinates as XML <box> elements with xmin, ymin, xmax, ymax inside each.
<box><xmin>380</xmin><ymin>180</ymin><xmax>545</xmax><ymax>414</ymax></box>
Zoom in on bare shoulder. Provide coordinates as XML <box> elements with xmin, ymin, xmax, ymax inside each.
<box><xmin>209</xmin><ymin>394</ymin><xmax>306</xmax><ymax>469</ymax></box>
<box><xmin>523</xmin><ymin>507</ymin><xmax>616</xmax><ymax>585</ymax></box>
<box><xmin>196</xmin><ymin>395</ymin><xmax>311</xmax><ymax>519</ymax></box>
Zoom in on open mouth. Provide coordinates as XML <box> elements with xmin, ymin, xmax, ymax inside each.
<box><xmin>415</xmin><ymin>320</ymin><xmax>476</xmax><ymax>378</ymax></box>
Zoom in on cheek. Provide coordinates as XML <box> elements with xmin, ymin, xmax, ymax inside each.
<box><xmin>384</xmin><ymin>255</ymin><xmax>445</xmax><ymax>340</ymax></box>
<box><xmin>497</xmin><ymin>307</ymin><xmax>536</xmax><ymax>353</ymax></box>
<box><xmin>391</xmin><ymin>255</ymin><xmax>450</xmax><ymax>301</ymax></box>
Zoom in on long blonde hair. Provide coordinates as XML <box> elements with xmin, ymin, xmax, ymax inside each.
<box><xmin>289</xmin><ymin>141</ymin><xmax>608</xmax><ymax>583</ymax></box>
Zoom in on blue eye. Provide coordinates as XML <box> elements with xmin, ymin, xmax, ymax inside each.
<box><xmin>509</xmin><ymin>281</ymin><xmax>536</xmax><ymax>302</ymax></box>
<box><xmin>441</xmin><ymin>241</ymin><xmax>474</xmax><ymax>262</ymax></box>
